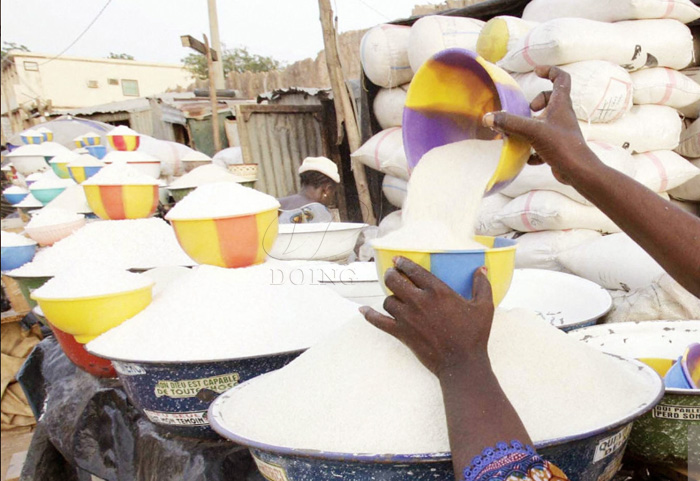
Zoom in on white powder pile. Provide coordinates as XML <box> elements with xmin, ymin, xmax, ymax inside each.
<box><xmin>49</xmin><ymin>151</ymin><xmax>82</xmax><ymax>165</ymax></box>
<box><xmin>26</xmin><ymin>172</ymin><xmax>48</xmax><ymax>183</ymax></box>
<box><xmin>376</xmin><ymin>139</ymin><xmax>503</xmax><ymax>251</ymax></box>
<box><xmin>108</xmin><ymin>125</ymin><xmax>140</xmax><ymax>137</ymax></box>
<box><xmin>103</xmin><ymin>151</ymin><xmax>159</xmax><ymax>165</ymax></box>
<box><xmin>169</xmin><ymin>164</ymin><xmax>245</xmax><ymax>189</ymax></box>
<box><xmin>29</xmin><ymin>177</ymin><xmax>75</xmax><ymax>191</ymax></box>
<box><xmin>166</xmin><ymin>182</ymin><xmax>280</xmax><ymax>220</ymax></box>
<box><xmin>32</xmin><ymin>265</ymin><xmax>153</xmax><ymax>299</ymax></box>
<box><xmin>3</xmin><ymin>185</ymin><xmax>29</xmax><ymax>195</ymax></box>
<box><xmin>67</xmin><ymin>155</ymin><xmax>104</xmax><ymax>168</ymax></box>
<box><xmin>1</xmin><ymin>231</ymin><xmax>36</xmax><ymax>247</ymax></box>
<box><xmin>42</xmin><ymin>184</ymin><xmax>92</xmax><ymax>214</ymax></box>
<box><xmin>87</xmin><ymin>265</ymin><xmax>361</xmax><ymax>362</ymax></box>
<box><xmin>8</xmin><ymin>218</ymin><xmax>195</xmax><ymax>277</ymax></box>
<box><xmin>15</xmin><ymin>194</ymin><xmax>43</xmax><ymax>208</ymax></box>
<box><xmin>82</xmin><ymin>162</ymin><xmax>159</xmax><ymax>186</ymax></box>
<box><xmin>216</xmin><ymin>309</ymin><xmax>657</xmax><ymax>454</ymax></box>
<box><xmin>27</xmin><ymin>208</ymin><xmax>84</xmax><ymax>229</ymax></box>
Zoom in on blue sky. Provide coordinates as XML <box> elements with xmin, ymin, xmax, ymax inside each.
<box><xmin>1</xmin><ymin>0</ymin><xmax>429</xmax><ymax>65</ymax></box>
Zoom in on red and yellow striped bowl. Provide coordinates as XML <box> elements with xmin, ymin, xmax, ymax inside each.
<box><xmin>170</xmin><ymin>209</ymin><xmax>279</xmax><ymax>268</ymax></box>
<box><xmin>108</xmin><ymin>133</ymin><xmax>140</xmax><ymax>151</ymax></box>
<box><xmin>373</xmin><ymin>236</ymin><xmax>517</xmax><ymax>306</ymax></box>
<box><xmin>83</xmin><ymin>184</ymin><xmax>159</xmax><ymax>220</ymax></box>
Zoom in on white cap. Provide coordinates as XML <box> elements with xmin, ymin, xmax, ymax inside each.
<box><xmin>298</xmin><ymin>156</ymin><xmax>340</xmax><ymax>183</ymax></box>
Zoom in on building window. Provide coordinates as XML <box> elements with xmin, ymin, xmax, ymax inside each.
<box><xmin>87</xmin><ymin>80</ymin><xmax>99</xmax><ymax>88</ymax></box>
<box><xmin>23</xmin><ymin>61</ymin><xmax>38</xmax><ymax>71</ymax></box>
<box><xmin>107</xmin><ymin>78</ymin><xmax>119</xmax><ymax>86</ymax></box>
<box><xmin>121</xmin><ymin>79</ymin><xmax>139</xmax><ymax>96</ymax></box>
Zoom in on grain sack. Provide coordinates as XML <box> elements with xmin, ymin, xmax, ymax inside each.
<box><xmin>558</xmin><ymin>233</ymin><xmax>665</xmax><ymax>291</ymax></box>
<box><xmin>632</xmin><ymin>150</ymin><xmax>700</xmax><ymax>192</ymax></box>
<box><xmin>579</xmin><ymin>105</ymin><xmax>682</xmax><ymax>153</ymax></box>
<box><xmin>497</xmin><ymin>190</ymin><xmax>621</xmax><ymax>233</ymax></box>
<box><xmin>477</xmin><ymin>16</ymin><xmax>538</xmax><ymax>63</ymax></box>
<box><xmin>350</xmin><ymin>127</ymin><xmax>409</xmax><ymax>180</ymax></box>
<box><xmin>408</xmin><ymin>16</ymin><xmax>485</xmax><ymax>72</ymax></box>
<box><xmin>501</xmin><ymin>141</ymin><xmax>636</xmax><ymax>204</ymax></box>
<box><xmin>373</xmin><ymin>84</ymin><xmax>409</xmax><ymax>130</ymax></box>
<box><xmin>361</xmin><ymin>25</ymin><xmax>413</xmax><ymax>88</ymax></box>
<box><xmin>604</xmin><ymin>274</ymin><xmax>700</xmax><ymax>324</ymax></box>
<box><xmin>513</xmin><ymin>61</ymin><xmax>633</xmax><ymax>123</ymax></box>
<box><xmin>514</xmin><ymin>229</ymin><xmax>602</xmax><ymax>272</ymax></box>
<box><xmin>499</xmin><ymin>19</ymin><xmax>693</xmax><ymax>73</ymax></box>
<box><xmin>476</xmin><ymin>192</ymin><xmax>512</xmax><ymax>236</ymax></box>
<box><xmin>138</xmin><ymin>135</ymin><xmax>196</xmax><ymax>179</ymax></box>
<box><xmin>675</xmin><ymin>118</ymin><xmax>700</xmax><ymax>158</ymax></box>
<box><xmin>382</xmin><ymin>175</ymin><xmax>407</xmax><ymax>208</ymax></box>
<box><xmin>631</xmin><ymin>67</ymin><xmax>700</xmax><ymax>109</ymax></box>
<box><xmin>522</xmin><ymin>0</ymin><xmax>700</xmax><ymax>24</ymax></box>
<box><xmin>669</xmin><ymin>197</ymin><xmax>700</xmax><ymax>215</ymax></box>
<box><xmin>669</xmin><ymin>157</ymin><xmax>700</xmax><ymax>201</ymax></box>
<box><xmin>680</xmin><ymin>67</ymin><xmax>700</xmax><ymax>118</ymax></box>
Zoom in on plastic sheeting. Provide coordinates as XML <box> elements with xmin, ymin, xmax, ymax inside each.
<box><xmin>17</xmin><ymin>335</ymin><xmax>259</xmax><ymax>481</ymax></box>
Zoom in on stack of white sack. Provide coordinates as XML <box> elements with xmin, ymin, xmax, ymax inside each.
<box><xmin>359</xmin><ymin>16</ymin><xmax>488</xmax><ymax>186</ymax></box>
<box><xmin>471</xmin><ymin>0</ymin><xmax>700</xmax><ymax>291</ymax></box>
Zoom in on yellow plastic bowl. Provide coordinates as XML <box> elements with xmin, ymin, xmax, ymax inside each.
<box><xmin>170</xmin><ymin>209</ymin><xmax>279</xmax><ymax>268</ymax></box>
<box><xmin>84</xmin><ymin>184</ymin><xmax>159</xmax><ymax>220</ymax></box>
<box><xmin>638</xmin><ymin>358</ymin><xmax>675</xmax><ymax>378</ymax></box>
<box><xmin>32</xmin><ymin>284</ymin><xmax>154</xmax><ymax>343</ymax></box>
<box><xmin>373</xmin><ymin>236</ymin><xmax>517</xmax><ymax>306</ymax></box>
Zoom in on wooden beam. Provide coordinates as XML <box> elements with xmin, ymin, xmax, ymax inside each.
<box><xmin>318</xmin><ymin>0</ymin><xmax>377</xmax><ymax>225</ymax></box>
<box><xmin>180</xmin><ymin>35</ymin><xmax>218</xmax><ymax>61</ymax></box>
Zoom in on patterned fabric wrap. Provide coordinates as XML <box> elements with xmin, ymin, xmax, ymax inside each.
<box><xmin>463</xmin><ymin>441</ymin><xmax>569</xmax><ymax>481</ymax></box>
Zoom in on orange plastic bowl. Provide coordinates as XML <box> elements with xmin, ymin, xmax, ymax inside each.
<box><xmin>170</xmin><ymin>209</ymin><xmax>279</xmax><ymax>268</ymax></box>
<box><xmin>84</xmin><ymin>184</ymin><xmax>159</xmax><ymax>220</ymax></box>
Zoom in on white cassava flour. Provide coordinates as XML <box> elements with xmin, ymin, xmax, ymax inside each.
<box><xmin>27</xmin><ymin>208</ymin><xmax>84</xmax><ymax>228</ymax></box>
<box><xmin>216</xmin><ymin>309</ymin><xmax>658</xmax><ymax>454</ymax></box>
<box><xmin>169</xmin><ymin>164</ymin><xmax>245</xmax><ymax>189</ymax></box>
<box><xmin>376</xmin><ymin>139</ymin><xmax>503</xmax><ymax>251</ymax></box>
<box><xmin>1</xmin><ymin>231</ymin><xmax>36</xmax><ymax>247</ymax></box>
<box><xmin>8</xmin><ymin>218</ymin><xmax>195</xmax><ymax>276</ymax></box>
<box><xmin>32</xmin><ymin>265</ymin><xmax>153</xmax><ymax>299</ymax></box>
<box><xmin>165</xmin><ymin>182</ymin><xmax>280</xmax><ymax>220</ymax></box>
<box><xmin>82</xmin><ymin>162</ymin><xmax>158</xmax><ymax>186</ymax></box>
<box><xmin>87</xmin><ymin>265</ymin><xmax>360</xmax><ymax>361</ymax></box>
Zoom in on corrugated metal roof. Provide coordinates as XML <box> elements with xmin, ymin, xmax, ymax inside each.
<box><xmin>60</xmin><ymin>93</ymin><xmax>197</xmax><ymax>116</ymax></box>
<box><xmin>257</xmin><ymin>88</ymin><xmax>332</xmax><ymax>103</ymax></box>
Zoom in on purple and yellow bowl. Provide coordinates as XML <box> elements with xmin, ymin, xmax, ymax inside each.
<box><xmin>403</xmin><ymin>48</ymin><xmax>531</xmax><ymax>195</ymax></box>
<box><xmin>169</xmin><ymin>209</ymin><xmax>278</xmax><ymax>268</ymax></box>
<box><xmin>83</xmin><ymin>184</ymin><xmax>159</xmax><ymax>220</ymax></box>
<box><xmin>373</xmin><ymin>236</ymin><xmax>517</xmax><ymax>306</ymax></box>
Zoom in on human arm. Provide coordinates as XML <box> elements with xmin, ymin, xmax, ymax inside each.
<box><xmin>483</xmin><ymin>66</ymin><xmax>700</xmax><ymax>297</ymax></box>
<box><xmin>359</xmin><ymin>259</ymin><xmax>534</xmax><ymax>477</ymax></box>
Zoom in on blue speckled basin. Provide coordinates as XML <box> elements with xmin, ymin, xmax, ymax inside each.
<box><xmin>209</xmin><ymin>356</ymin><xmax>663</xmax><ymax>481</ymax></box>
<box><xmin>90</xmin><ymin>350</ymin><xmax>304</xmax><ymax>439</ymax></box>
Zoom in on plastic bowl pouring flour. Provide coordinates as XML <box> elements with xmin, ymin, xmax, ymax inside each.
<box><xmin>372</xmin><ymin>139</ymin><xmax>516</xmax><ymax>305</ymax></box>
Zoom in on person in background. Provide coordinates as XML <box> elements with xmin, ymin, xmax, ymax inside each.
<box><xmin>278</xmin><ymin>156</ymin><xmax>340</xmax><ymax>223</ymax></box>
<box><xmin>361</xmin><ymin>65</ymin><xmax>700</xmax><ymax>481</ymax></box>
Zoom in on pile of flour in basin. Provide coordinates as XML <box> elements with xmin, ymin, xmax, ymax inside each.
<box><xmin>9</xmin><ymin>218</ymin><xmax>195</xmax><ymax>276</ymax></box>
<box><xmin>215</xmin><ymin>310</ymin><xmax>657</xmax><ymax>454</ymax></box>
<box><xmin>86</xmin><ymin>265</ymin><xmax>361</xmax><ymax>362</ymax></box>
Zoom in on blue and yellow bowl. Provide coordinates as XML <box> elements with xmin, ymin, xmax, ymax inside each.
<box><xmin>403</xmin><ymin>49</ymin><xmax>531</xmax><ymax>195</ymax></box>
<box><xmin>373</xmin><ymin>236</ymin><xmax>517</xmax><ymax>306</ymax></box>
<box><xmin>68</xmin><ymin>165</ymin><xmax>103</xmax><ymax>183</ymax></box>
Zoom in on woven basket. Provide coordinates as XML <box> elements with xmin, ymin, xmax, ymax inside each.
<box><xmin>227</xmin><ymin>164</ymin><xmax>258</xmax><ymax>181</ymax></box>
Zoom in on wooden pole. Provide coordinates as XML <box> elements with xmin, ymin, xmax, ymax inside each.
<box><xmin>318</xmin><ymin>0</ymin><xmax>376</xmax><ymax>225</ymax></box>
<box><xmin>204</xmin><ymin>34</ymin><xmax>222</xmax><ymax>153</ymax></box>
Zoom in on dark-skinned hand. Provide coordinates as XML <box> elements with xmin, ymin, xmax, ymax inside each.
<box><xmin>359</xmin><ymin>257</ymin><xmax>494</xmax><ymax>378</ymax></box>
<box><xmin>483</xmin><ymin>65</ymin><xmax>599</xmax><ymax>186</ymax></box>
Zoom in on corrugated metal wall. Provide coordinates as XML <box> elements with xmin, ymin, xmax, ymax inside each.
<box><xmin>236</xmin><ymin>104</ymin><xmax>327</xmax><ymax>198</ymax></box>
